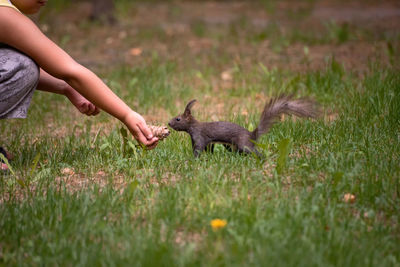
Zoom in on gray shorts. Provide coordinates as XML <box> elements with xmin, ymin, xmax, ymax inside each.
<box><xmin>0</xmin><ymin>45</ymin><xmax>39</xmax><ymax>119</ymax></box>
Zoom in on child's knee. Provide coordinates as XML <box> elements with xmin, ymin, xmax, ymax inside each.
<box><xmin>0</xmin><ymin>47</ymin><xmax>39</xmax><ymax>90</ymax></box>
<box><xmin>0</xmin><ymin>47</ymin><xmax>40</xmax><ymax>118</ymax></box>
<box><xmin>17</xmin><ymin>53</ymin><xmax>40</xmax><ymax>91</ymax></box>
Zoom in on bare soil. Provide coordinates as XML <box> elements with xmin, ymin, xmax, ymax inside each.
<box><xmin>37</xmin><ymin>0</ymin><xmax>399</xmax><ymax>74</ymax></box>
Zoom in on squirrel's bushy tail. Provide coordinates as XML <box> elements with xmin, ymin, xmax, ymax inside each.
<box><xmin>251</xmin><ymin>94</ymin><xmax>318</xmax><ymax>140</ymax></box>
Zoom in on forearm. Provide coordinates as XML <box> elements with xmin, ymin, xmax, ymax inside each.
<box><xmin>64</xmin><ymin>65</ymin><xmax>132</xmax><ymax>122</ymax></box>
<box><xmin>37</xmin><ymin>68</ymin><xmax>69</xmax><ymax>95</ymax></box>
<box><xmin>38</xmin><ymin>66</ymin><xmax>131</xmax><ymax>122</ymax></box>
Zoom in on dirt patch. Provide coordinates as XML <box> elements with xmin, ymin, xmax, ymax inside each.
<box><xmin>312</xmin><ymin>4</ymin><xmax>400</xmax><ymax>23</ymax></box>
<box><xmin>174</xmin><ymin>227</ymin><xmax>205</xmax><ymax>247</ymax></box>
<box><xmin>55</xmin><ymin>169</ymin><xmax>127</xmax><ymax>194</ymax></box>
<box><xmin>37</xmin><ymin>0</ymin><xmax>399</xmax><ymax>74</ymax></box>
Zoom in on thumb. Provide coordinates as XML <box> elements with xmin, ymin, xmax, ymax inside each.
<box><xmin>138</xmin><ymin>122</ymin><xmax>154</xmax><ymax>140</ymax></box>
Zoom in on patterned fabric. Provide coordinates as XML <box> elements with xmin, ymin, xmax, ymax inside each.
<box><xmin>0</xmin><ymin>45</ymin><xmax>39</xmax><ymax>119</ymax></box>
<box><xmin>0</xmin><ymin>0</ymin><xmax>20</xmax><ymax>13</ymax></box>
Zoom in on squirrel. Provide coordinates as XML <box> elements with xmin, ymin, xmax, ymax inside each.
<box><xmin>168</xmin><ymin>94</ymin><xmax>318</xmax><ymax>157</ymax></box>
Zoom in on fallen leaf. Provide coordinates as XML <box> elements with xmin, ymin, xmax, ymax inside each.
<box><xmin>106</xmin><ymin>37</ymin><xmax>114</xmax><ymax>45</ymax></box>
<box><xmin>343</xmin><ymin>193</ymin><xmax>356</xmax><ymax>203</ymax></box>
<box><xmin>221</xmin><ymin>70</ymin><xmax>232</xmax><ymax>81</ymax></box>
<box><xmin>129</xmin><ymin>48</ymin><xmax>142</xmax><ymax>56</ymax></box>
<box><xmin>61</xmin><ymin>167</ymin><xmax>75</xmax><ymax>175</ymax></box>
<box><xmin>97</xmin><ymin>171</ymin><xmax>106</xmax><ymax>177</ymax></box>
<box><xmin>119</xmin><ymin>31</ymin><xmax>127</xmax><ymax>39</ymax></box>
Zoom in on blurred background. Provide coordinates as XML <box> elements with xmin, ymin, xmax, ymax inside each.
<box><xmin>33</xmin><ymin>0</ymin><xmax>399</xmax><ymax>75</ymax></box>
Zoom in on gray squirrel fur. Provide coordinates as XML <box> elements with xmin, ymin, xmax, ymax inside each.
<box><xmin>168</xmin><ymin>94</ymin><xmax>318</xmax><ymax>157</ymax></box>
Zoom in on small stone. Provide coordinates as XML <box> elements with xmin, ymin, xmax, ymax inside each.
<box><xmin>129</xmin><ymin>47</ymin><xmax>142</xmax><ymax>56</ymax></box>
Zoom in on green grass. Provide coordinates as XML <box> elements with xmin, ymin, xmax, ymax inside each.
<box><xmin>1</xmin><ymin>60</ymin><xmax>399</xmax><ymax>266</ymax></box>
<box><xmin>1</xmin><ymin>1</ymin><xmax>400</xmax><ymax>266</ymax></box>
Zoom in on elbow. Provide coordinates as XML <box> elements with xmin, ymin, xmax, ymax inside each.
<box><xmin>56</xmin><ymin>62</ymin><xmax>87</xmax><ymax>85</ymax></box>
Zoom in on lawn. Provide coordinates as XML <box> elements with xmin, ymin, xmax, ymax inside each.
<box><xmin>1</xmin><ymin>0</ymin><xmax>399</xmax><ymax>266</ymax></box>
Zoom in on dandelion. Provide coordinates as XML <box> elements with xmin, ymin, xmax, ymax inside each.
<box><xmin>210</xmin><ymin>219</ymin><xmax>227</xmax><ymax>231</ymax></box>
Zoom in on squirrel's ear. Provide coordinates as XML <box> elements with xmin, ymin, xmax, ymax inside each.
<box><xmin>184</xmin><ymin>99</ymin><xmax>197</xmax><ymax>116</ymax></box>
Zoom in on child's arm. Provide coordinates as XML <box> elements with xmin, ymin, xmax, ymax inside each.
<box><xmin>38</xmin><ymin>69</ymin><xmax>100</xmax><ymax>116</ymax></box>
<box><xmin>0</xmin><ymin>8</ymin><xmax>158</xmax><ymax>148</ymax></box>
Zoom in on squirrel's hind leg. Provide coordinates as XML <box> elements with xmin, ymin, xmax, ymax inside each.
<box><xmin>238</xmin><ymin>147</ymin><xmax>264</xmax><ymax>158</ymax></box>
<box><xmin>206</xmin><ymin>143</ymin><xmax>215</xmax><ymax>153</ymax></box>
<box><xmin>223</xmin><ymin>144</ymin><xmax>234</xmax><ymax>152</ymax></box>
<box><xmin>208</xmin><ymin>143</ymin><xmax>235</xmax><ymax>153</ymax></box>
<box><xmin>205</xmin><ymin>143</ymin><xmax>234</xmax><ymax>154</ymax></box>
<box><xmin>237</xmin><ymin>142</ymin><xmax>264</xmax><ymax>158</ymax></box>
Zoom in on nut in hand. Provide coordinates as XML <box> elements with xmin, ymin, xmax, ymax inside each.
<box><xmin>149</xmin><ymin>125</ymin><xmax>170</xmax><ymax>140</ymax></box>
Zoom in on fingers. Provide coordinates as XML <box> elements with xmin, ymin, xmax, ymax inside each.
<box><xmin>78</xmin><ymin>103</ymin><xmax>89</xmax><ymax>114</ymax></box>
<box><xmin>86</xmin><ymin>103</ymin><xmax>96</xmax><ymax>116</ymax></box>
<box><xmin>86</xmin><ymin>104</ymin><xmax>100</xmax><ymax>116</ymax></box>
<box><xmin>137</xmin><ymin>121</ymin><xmax>160</xmax><ymax>150</ymax></box>
<box><xmin>124</xmin><ymin>111</ymin><xmax>159</xmax><ymax>149</ymax></box>
<box><xmin>133</xmin><ymin>124</ymin><xmax>159</xmax><ymax>149</ymax></box>
<box><xmin>66</xmin><ymin>88</ymin><xmax>100</xmax><ymax>116</ymax></box>
<box><xmin>146</xmin><ymin>138</ymin><xmax>159</xmax><ymax>150</ymax></box>
<box><xmin>79</xmin><ymin>103</ymin><xmax>100</xmax><ymax>116</ymax></box>
<box><xmin>92</xmin><ymin>106</ymin><xmax>101</xmax><ymax>116</ymax></box>
<box><xmin>135</xmin><ymin>119</ymin><xmax>153</xmax><ymax>140</ymax></box>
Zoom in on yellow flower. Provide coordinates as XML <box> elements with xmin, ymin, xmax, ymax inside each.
<box><xmin>210</xmin><ymin>219</ymin><xmax>227</xmax><ymax>231</ymax></box>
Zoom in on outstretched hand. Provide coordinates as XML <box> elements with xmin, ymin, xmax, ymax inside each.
<box><xmin>66</xmin><ymin>87</ymin><xmax>100</xmax><ymax>116</ymax></box>
<box><xmin>123</xmin><ymin>111</ymin><xmax>159</xmax><ymax>149</ymax></box>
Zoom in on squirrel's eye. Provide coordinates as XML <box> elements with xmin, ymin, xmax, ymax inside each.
<box><xmin>176</xmin><ymin>118</ymin><xmax>181</xmax><ymax>121</ymax></box>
